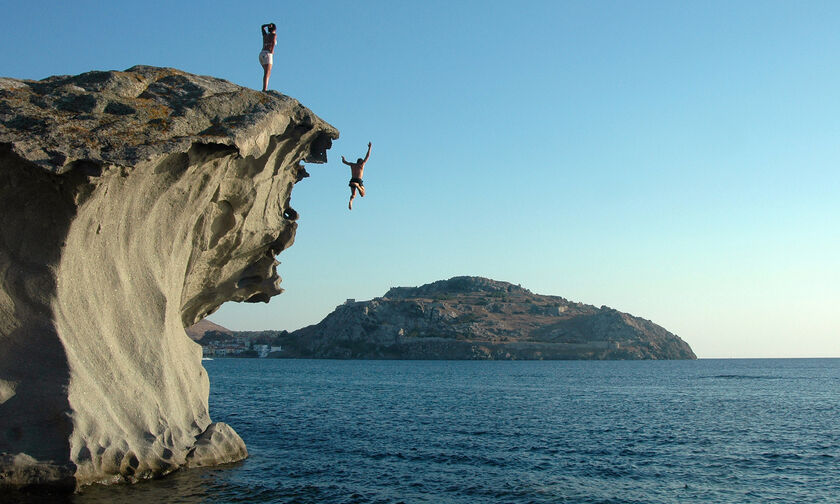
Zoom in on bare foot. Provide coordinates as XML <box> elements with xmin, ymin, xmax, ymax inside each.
<box><xmin>348</xmin><ymin>198</ymin><xmax>353</xmax><ymax>210</ymax></box>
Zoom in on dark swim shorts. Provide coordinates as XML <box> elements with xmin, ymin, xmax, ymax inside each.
<box><xmin>349</xmin><ymin>177</ymin><xmax>364</xmax><ymax>187</ymax></box>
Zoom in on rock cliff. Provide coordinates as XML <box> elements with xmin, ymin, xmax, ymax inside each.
<box><xmin>277</xmin><ymin>277</ymin><xmax>696</xmax><ymax>360</ymax></box>
<box><xmin>0</xmin><ymin>66</ymin><xmax>337</xmax><ymax>489</ymax></box>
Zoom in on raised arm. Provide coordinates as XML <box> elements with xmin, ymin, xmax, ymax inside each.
<box><xmin>363</xmin><ymin>142</ymin><xmax>372</xmax><ymax>162</ymax></box>
<box><xmin>261</xmin><ymin>24</ymin><xmax>269</xmax><ymax>35</ymax></box>
<box><xmin>341</xmin><ymin>155</ymin><xmax>351</xmax><ymax>166</ymax></box>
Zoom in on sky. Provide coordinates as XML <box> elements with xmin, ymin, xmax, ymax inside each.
<box><xmin>3</xmin><ymin>1</ymin><xmax>838</xmax><ymax>358</ymax></box>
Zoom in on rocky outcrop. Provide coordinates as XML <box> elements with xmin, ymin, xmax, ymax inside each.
<box><xmin>0</xmin><ymin>66</ymin><xmax>338</xmax><ymax>489</ymax></box>
<box><xmin>277</xmin><ymin>277</ymin><xmax>696</xmax><ymax>360</ymax></box>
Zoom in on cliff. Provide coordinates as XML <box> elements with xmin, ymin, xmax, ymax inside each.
<box><xmin>277</xmin><ymin>277</ymin><xmax>696</xmax><ymax>360</ymax></box>
<box><xmin>0</xmin><ymin>66</ymin><xmax>337</xmax><ymax>489</ymax></box>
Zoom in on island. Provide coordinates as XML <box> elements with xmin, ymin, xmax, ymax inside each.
<box><xmin>193</xmin><ymin>276</ymin><xmax>697</xmax><ymax>360</ymax></box>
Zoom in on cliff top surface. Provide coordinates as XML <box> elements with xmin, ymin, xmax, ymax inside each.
<box><xmin>0</xmin><ymin>65</ymin><xmax>338</xmax><ymax>173</ymax></box>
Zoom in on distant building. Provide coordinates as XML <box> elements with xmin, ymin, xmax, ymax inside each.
<box><xmin>200</xmin><ymin>338</ymin><xmax>281</xmax><ymax>358</ymax></box>
<box><xmin>338</xmin><ymin>298</ymin><xmax>357</xmax><ymax>310</ymax></box>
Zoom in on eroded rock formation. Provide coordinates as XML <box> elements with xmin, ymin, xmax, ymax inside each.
<box><xmin>0</xmin><ymin>66</ymin><xmax>338</xmax><ymax>489</ymax></box>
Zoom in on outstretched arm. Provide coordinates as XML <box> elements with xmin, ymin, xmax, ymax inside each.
<box><xmin>363</xmin><ymin>142</ymin><xmax>372</xmax><ymax>162</ymax></box>
<box><xmin>341</xmin><ymin>155</ymin><xmax>351</xmax><ymax>166</ymax></box>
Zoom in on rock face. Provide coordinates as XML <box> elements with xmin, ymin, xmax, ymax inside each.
<box><xmin>0</xmin><ymin>66</ymin><xmax>338</xmax><ymax>489</ymax></box>
<box><xmin>278</xmin><ymin>277</ymin><xmax>697</xmax><ymax>360</ymax></box>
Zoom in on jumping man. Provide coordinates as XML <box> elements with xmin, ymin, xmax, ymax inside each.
<box><xmin>342</xmin><ymin>142</ymin><xmax>372</xmax><ymax>210</ymax></box>
<box><xmin>259</xmin><ymin>23</ymin><xmax>277</xmax><ymax>91</ymax></box>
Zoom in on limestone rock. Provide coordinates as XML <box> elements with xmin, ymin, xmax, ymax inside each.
<box><xmin>0</xmin><ymin>66</ymin><xmax>338</xmax><ymax>489</ymax></box>
<box><xmin>185</xmin><ymin>422</ymin><xmax>248</xmax><ymax>468</ymax></box>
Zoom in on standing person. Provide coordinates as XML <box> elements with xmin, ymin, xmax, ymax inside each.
<box><xmin>259</xmin><ymin>23</ymin><xmax>277</xmax><ymax>92</ymax></box>
<box><xmin>342</xmin><ymin>142</ymin><xmax>372</xmax><ymax>210</ymax></box>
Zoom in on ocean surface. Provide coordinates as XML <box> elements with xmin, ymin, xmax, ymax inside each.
<box><xmin>53</xmin><ymin>359</ymin><xmax>840</xmax><ymax>502</ymax></box>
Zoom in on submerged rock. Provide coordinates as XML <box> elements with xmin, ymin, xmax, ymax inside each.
<box><xmin>0</xmin><ymin>66</ymin><xmax>338</xmax><ymax>489</ymax></box>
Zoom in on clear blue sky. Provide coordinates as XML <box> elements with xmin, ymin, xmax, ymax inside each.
<box><xmin>3</xmin><ymin>1</ymin><xmax>838</xmax><ymax>358</ymax></box>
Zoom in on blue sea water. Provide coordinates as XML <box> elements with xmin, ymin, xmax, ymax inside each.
<box><xmin>69</xmin><ymin>359</ymin><xmax>840</xmax><ymax>502</ymax></box>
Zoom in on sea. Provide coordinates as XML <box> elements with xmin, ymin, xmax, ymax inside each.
<box><xmin>31</xmin><ymin>359</ymin><xmax>840</xmax><ymax>503</ymax></box>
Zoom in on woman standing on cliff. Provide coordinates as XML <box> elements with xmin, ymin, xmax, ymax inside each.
<box><xmin>259</xmin><ymin>23</ymin><xmax>277</xmax><ymax>92</ymax></box>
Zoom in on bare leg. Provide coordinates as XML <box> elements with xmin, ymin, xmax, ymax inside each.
<box><xmin>262</xmin><ymin>64</ymin><xmax>272</xmax><ymax>92</ymax></box>
<box><xmin>350</xmin><ymin>182</ymin><xmax>365</xmax><ymax>197</ymax></box>
<box><xmin>349</xmin><ymin>186</ymin><xmax>356</xmax><ymax>210</ymax></box>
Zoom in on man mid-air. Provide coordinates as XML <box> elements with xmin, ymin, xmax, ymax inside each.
<box><xmin>342</xmin><ymin>142</ymin><xmax>372</xmax><ymax>210</ymax></box>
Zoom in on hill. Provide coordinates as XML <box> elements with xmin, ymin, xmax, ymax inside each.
<box><xmin>272</xmin><ymin>276</ymin><xmax>696</xmax><ymax>360</ymax></box>
<box><xmin>186</xmin><ymin>319</ymin><xmax>233</xmax><ymax>341</ymax></box>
